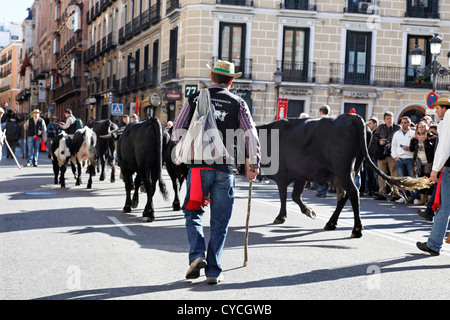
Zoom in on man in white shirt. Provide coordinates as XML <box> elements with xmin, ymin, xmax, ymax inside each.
<box><xmin>417</xmin><ymin>97</ymin><xmax>450</xmax><ymax>256</ymax></box>
<box><xmin>391</xmin><ymin>116</ymin><xmax>415</xmax><ymax>203</ymax></box>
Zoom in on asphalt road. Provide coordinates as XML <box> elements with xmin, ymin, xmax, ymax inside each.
<box><xmin>1</xmin><ymin>151</ymin><xmax>450</xmax><ymax>302</ymax></box>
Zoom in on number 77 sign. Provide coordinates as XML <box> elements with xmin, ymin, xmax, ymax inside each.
<box><xmin>185</xmin><ymin>84</ymin><xmax>198</xmax><ymax>97</ymax></box>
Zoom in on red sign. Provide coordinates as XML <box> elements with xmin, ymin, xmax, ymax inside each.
<box><xmin>165</xmin><ymin>90</ymin><xmax>182</xmax><ymax>100</ymax></box>
<box><xmin>427</xmin><ymin>92</ymin><xmax>438</xmax><ymax>109</ymax></box>
<box><xmin>276</xmin><ymin>98</ymin><xmax>288</xmax><ymax>120</ymax></box>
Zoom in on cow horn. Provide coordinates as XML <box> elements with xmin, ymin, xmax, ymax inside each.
<box><xmin>99</xmin><ymin>133</ymin><xmax>112</xmax><ymax>139</ymax></box>
<box><xmin>108</xmin><ymin>122</ymin><xmax>119</xmax><ymax>134</ymax></box>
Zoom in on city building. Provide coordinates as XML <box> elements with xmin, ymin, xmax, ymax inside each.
<box><xmin>0</xmin><ymin>40</ymin><xmax>23</xmax><ymax>112</ymax></box>
<box><xmin>21</xmin><ymin>0</ymin><xmax>450</xmax><ymax>124</ymax></box>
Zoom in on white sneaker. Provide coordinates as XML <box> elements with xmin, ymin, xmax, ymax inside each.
<box><xmin>206</xmin><ymin>274</ymin><xmax>224</xmax><ymax>285</ymax></box>
<box><xmin>395</xmin><ymin>198</ymin><xmax>406</xmax><ymax>204</ymax></box>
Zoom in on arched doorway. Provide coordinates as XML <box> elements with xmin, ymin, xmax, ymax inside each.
<box><xmin>399</xmin><ymin>105</ymin><xmax>426</xmax><ymax>124</ymax></box>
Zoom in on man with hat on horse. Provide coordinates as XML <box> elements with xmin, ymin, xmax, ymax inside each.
<box><xmin>24</xmin><ymin>109</ymin><xmax>47</xmax><ymax>167</ymax></box>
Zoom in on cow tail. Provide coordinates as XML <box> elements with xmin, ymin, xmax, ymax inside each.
<box><xmin>354</xmin><ymin>115</ymin><xmax>432</xmax><ymax>191</ymax></box>
<box><xmin>153</xmin><ymin>117</ymin><xmax>169</xmax><ymax>201</ymax></box>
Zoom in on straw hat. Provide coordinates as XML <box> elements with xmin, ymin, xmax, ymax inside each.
<box><xmin>432</xmin><ymin>97</ymin><xmax>450</xmax><ymax>107</ymax></box>
<box><xmin>206</xmin><ymin>60</ymin><xmax>242</xmax><ymax>78</ymax></box>
<box><xmin>32</xmin><ymin>109</ymin><xmax>41</xmax><ymax>114</ymax></box>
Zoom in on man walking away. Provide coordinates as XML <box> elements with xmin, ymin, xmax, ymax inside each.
<box><xmin>172</xmin><ymin>60</ymin><xmax>261</xmax><ymax>284</ymax></box>
<box><xmin>417</xmin><ymin>97</ymin><xmax>450</xmax><ymax>256</ymax></box>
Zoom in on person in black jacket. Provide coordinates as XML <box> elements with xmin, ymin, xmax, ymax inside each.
<box><xmin>372</xmin><ymin>111</ymin><xmax>401</xmax><ymax>201</ymax></box>
<box><xmin>24</xmin><ymin>109</ymin><xmax>47</xmax><ymax>167</ymax></box>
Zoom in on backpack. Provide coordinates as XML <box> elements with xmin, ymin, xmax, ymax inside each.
<box><xmin>174</xmin><ymin>89</ymin><xmax>229</xmax><ymax>165</ymax></box>
<box><xmin>74</xmin><ymin>118</ymin><xmax>83</xmax><ymax>130</ymax></box>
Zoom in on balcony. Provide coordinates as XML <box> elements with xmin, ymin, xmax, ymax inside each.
<box><xmin>405</xmin><ymin>0</ymin><xmax>439</xmax><ymax>19</ymax></box>
<box><xmin>133</xmin><ymin>17</ymin><xmax>141</xmax><ymax>36</ymax></box>
<box><xmin>116</xmin><ymin>67</ymin><xmax>158</xmax><ymax>94</ymax></box>
<box><xmin>166</xmin><ymin>0</ymin><xmax>179</xmax><ymax>15</ymax></box>
<box><xmin>279</xmin><ymin>60</ymin><xmax>316</xmax><ymax>83</ymax></box>
<box><xmin>329</xmin><ymin>63</ymin><xmax>450</xmax><ymax>90</ymax></box>
<box><xmin>150</xmin><ymin>2</ymin><xmax>161</xmax><ymax>24</ymax></box>
<box><xmin>280</xmin><ymin>0</ymin><xmax>316</xmax><ymax>11</ymax></box>
<box><xmin>161</xmin><ymin>58</ymin><xmax>178</xmax><ymax>83</ymax></box>
<box><xmin>53</xmin><ymin>77</ymin><xmax>82</xmax><ymax>102</ymax></box>
<box><xmin>217</xmin><ymin>0</ymin><xmax>253</xmax><ymax>6</ymax></box>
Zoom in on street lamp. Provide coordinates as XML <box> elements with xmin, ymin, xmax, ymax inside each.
<box><xmin>410</xmin><ymin>33</ymin><xmax>450</xmax><ymax>92</ymax></box>
<box><xmin>273</xmin><ymin>66</ymin><xmax>283</xmax><ymax>99</ymax></box>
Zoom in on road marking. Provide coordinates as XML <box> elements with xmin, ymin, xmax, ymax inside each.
<box><xmin>107</xmin><ymin>216</ymin><xmax>136</xmax><ymax>236</ymax></box>
<box><xmin>237</xmin><ymin>189</ymin><xmax>450</xmax><ymax>257</ymax></box>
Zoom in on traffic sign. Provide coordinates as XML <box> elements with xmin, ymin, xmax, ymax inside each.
<box><xmin>111</xmin><ymin>103</ymin><xmax>123</xmax><ymax>116</ymax></box>
<box><xmin>427</xmin><ymin>92</ymin><xmax>438</xmax><ymax>109</ymax></box>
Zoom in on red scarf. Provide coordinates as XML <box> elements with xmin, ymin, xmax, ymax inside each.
<box><xmin>432</xmin><ymin>168</ymin><xmax>444</xmax><ymax>212</ymax></box>
<box><xmin>185</xmin><ymin>168</ymin><xmax>215</xmax><ymax>210</ymax></box>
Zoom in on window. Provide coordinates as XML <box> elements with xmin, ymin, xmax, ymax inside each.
<box><xmin>345</xmin><ymin>31</ymin><xmax>372</xmax><ymax>85</ymax></box>
<box><xmin>346</xmin><ymin>0</ymin><xmax>372</xmax><ymax>13</ymax></box>
<box><xmin>219</xmin><ymin>22</ymin><xmax>246</xmax><ymax>75</ymax></box>
<box><xmin>282</xmin><ymin>27</ymin><xmax>309</xmax><ymax>82</ymax></box>
<box><xmin>344</xmin><ymin>103</ymin><xmax>367</xmax><ymax>120</ymax></box>
<box><xmin>406</xmin><ymin>0</ymin><xmax>439</xmax><ymax>19</ymax></box>
<box><xmin>287</xmin><ymin>100</ymin><xmax>305</xmax><ymax>117</ymax></box>
<box><xmin>406</xmin><ymin>35</ymin><xmax>432</xmax><ymax>84</ymax></box>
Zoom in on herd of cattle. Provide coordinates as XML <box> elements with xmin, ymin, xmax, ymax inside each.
<box><xmin>49</xmin><ymin>114</ymin><xmax>430</xmax><ymax>237</ymax></box>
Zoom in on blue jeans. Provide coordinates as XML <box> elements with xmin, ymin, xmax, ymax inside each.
<box><xmin>427</xmin><ymin>167</ymin><xmax>450</xmax><ymax>252</ymax></box>
<box><xmin>183</xmin><ymin>169</ymin><xmax>235</xmax><ymax>278</ymax></box>
<box><xmin>395</xmin><ymin>158</ymin><xmax>417</xmax><ymax>198</ymax></box>
<box><xmin>27</xmin><ymin>136</ymin><xmax>41</xmax><ymax>165</ymax></box>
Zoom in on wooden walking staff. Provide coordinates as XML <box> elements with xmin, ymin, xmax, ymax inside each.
<box><xmin>2</xmin><ymin>129</ymin><xmax>21</xmax><ymax>169</ymax></box>
<box><xmin>243</xmin><ymin>158</ymin><xmax>254</xmax><ymax>267</ymax></box>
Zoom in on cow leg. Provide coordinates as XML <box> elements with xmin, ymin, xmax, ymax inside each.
<box><xmin>324</xmin><ymin>193</ymin><xmax>348</xmax><ymax>231</ymax></box>
<box><xmin>110</xmin><ymin>162</ymin><xmax>116</xmax><ymax>183</ymax></box>
<box><xmin>131</xmin><ymin>174</ymin><xmax>141</xmax><ymax>208</ymax></box>
<box><xmin>75</xmin><ymin>161</ymin><xmax>82</xmax><ymax>186</ymax></box>
<box><xmin>292</xmin><ymin>180</ymin><xmax>316</xmax><ymax>219</ymax></box>
<box><xmin>60</xmin><ymin>165</ymin><xmax>67</xmax><ymax>188</ymax></box>
<box><xmin>122</xmin><ymin>170</ymin><xmax>134</xmax><ymax>213</ymax></box>
<box><xmin>87</xmin><ymin>164</ymin><xmax>95</xmax><ymax>189</ymax></box>
<box><xmin>274</xmin><ymin>180</ymin><xmax>288</xmax><ymax>224</ymax></box>
<box><xmin>52</xmin><ymin>159</ymin><xmax>59</xmax><ymax>185</ymax></box>
<box><xmin>99</xmin><ymin>156</ymin><xmax>106</xmax><ymax>181</ymax></box>
<box><xmin>142</xmin><ymin>169</ymin><xmax>158</xmax><ymax>222</ymax></box>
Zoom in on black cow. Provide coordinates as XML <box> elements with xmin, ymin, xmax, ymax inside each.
<box><xmin>92</xmin><ymin>119</ymin><xmax>118</xmax><ymax>183</ymax></box>
<box><xmin>258</xmin><ymin>114</ymin><xmax>430</xmax><ymax>238</ymax></box>
<box><xmin>163</xmin><ymin>129</ymin><xmax>188</xmax><ymax>211</ymax></box>
<box><xmin>117</xmin><ymin>117</ymin><xmax>169</xmax><ymax>222</ymax></box>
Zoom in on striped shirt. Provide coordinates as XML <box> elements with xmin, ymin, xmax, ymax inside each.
<box><xmin>172</xmin><ymin>84</ymin><xmax>261</xmax><ymax>167</ymax></box>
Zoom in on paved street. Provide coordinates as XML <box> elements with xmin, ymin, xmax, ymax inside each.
<box><xmin>1</xmin><ymin>150</ymin><xmax>450</xmax><ymax>301</ymax></box>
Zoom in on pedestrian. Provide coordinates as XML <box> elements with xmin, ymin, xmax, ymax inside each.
<box><xmin>120</xmin><ymin>115</ymin><xmax>129</xmax><ymax>127</ymax></box>
<box><xmin>130</xmin><ymin>114</ymin><xmax>139</xmax><ymax>122</ymax></box>
<box><xmin>46</xmin><ymin>116</ymin><xmax>60</xmax><ymax>153</ymax></box>
<box><xmin>0</xmin><ymin>107</ymin><xmax>5</xmax><ymax>162</ymax></box>
<box><xmin>315</xmin><ymin>105</ymin><xmax>330</xmax><ymax>198</ymax></box>
<box><xmin>410</xmin><ymin>121</ymin><xmax>436</xmax><ymax>205</ymax></box>
<box><xmin>363</xmin><ymin>116</ymin><xmax>379</xmax><ymax>197</ymax></box>
<box><xmin>391</xmin><ymin>116</ymin><xmax>415</xmax><ymax>203</ymax></box>
<box><xmin>172</xmin><ymin>59</ymin><xmax>261</xmax><ymax>284</ymax></box>
<box><xmin>372</xmin><ymin>111</ymin><xmax>401</xmax><ymax>201</ymax></box>
<box><xmin>417</xmin><ymin>97</ymin><xmax>450</xmax><ymax>256</ymax></box>
<box><xmin>59</xmin><ymin>109</ymin><xmax>77</xmax><ymax>137</ymax></box>
<box><xmin>24</xmin><ymin>109</ymin><xmax>47</xmax><ymax>167</ymax></box>
<box><xmin>4</xmin><ymin>110</ymin><xmax>20</xmax><ymax>159</ymax></box>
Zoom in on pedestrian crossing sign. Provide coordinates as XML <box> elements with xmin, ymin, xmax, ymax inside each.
<box><xmin>111</xmin><ymin>103</ymin><xmax>123</xmax><ymax>116</ymax></box>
